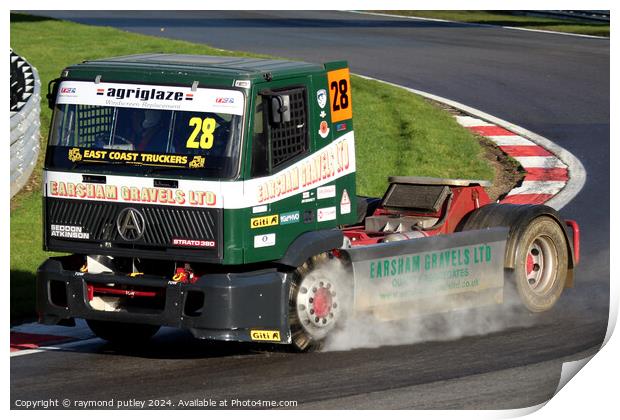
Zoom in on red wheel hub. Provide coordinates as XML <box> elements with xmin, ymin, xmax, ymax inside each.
<box><xmin>312</xmin><ymin>288</ymin><xmax>332</xmax><ymax>318</ymax></box>
<box><xmin>526</xmin><ymin>253</ymin><xmax>535</xmax><ymax>275</ymax></box>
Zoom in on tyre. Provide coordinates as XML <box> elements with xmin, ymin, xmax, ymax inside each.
<box><xmin>87</xmin><ymin>319</ymin><xmax>160</xmax><ymax>345</ymax></box>
<box><xmin>288</xmin><ymin>253</ymin><xmax>346</xmax><ymax>352</ymax></box>
<box><xmin>509</xmin><ymin>216</ymin><xmax>568</xmax><ymax>312</ymax></box>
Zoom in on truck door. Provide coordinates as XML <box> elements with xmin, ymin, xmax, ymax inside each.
<box><xmin>246</xmin><ymin>80</ymin><xmax>316</xmax><ymax>263</ymax></box>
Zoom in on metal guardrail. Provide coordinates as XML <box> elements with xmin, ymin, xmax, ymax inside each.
<box><xmin>10</xmin><ymin>49</ymin><xmax>41</xmax><ymax>197</ymax></box>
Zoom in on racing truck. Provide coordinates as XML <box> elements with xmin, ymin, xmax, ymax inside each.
<box><xmin>37</xmin><ymin>54</ymin><xmax>580</xmax><ymax>351</ymax></box>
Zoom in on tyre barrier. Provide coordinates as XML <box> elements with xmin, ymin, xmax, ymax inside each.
<box><xmin>10</xmin><ymin>49</ymin><xmax>41</xmax><ymax>198</ymax></box>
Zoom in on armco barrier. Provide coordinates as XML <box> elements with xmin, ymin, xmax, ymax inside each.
<box><xmin>10</xmin><ymin>49</ymin><xmax>41</xmax><ymax>197</ymax></box>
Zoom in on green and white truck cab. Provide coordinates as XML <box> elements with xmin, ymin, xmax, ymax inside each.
<box><xmin>39</xmin><ymin>54</ymin><xmax>358</xmax><ymax>350</ymax></box>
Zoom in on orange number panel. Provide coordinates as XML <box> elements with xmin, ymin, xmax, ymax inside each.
<box><xmin>327</xmin><ymin>68</ymin><xmax>353</xmax><ymax>123</ymax></box>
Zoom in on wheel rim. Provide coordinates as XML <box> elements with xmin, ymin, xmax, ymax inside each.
<box><xmin>525</xmin><ymin>235</ymin><xmax>557</xmax><ymax>294</ymax></box>
<box><xmin>295</xmin><ymin>272</ymin><xmax>340</xmax><ymax>340</ymax></box>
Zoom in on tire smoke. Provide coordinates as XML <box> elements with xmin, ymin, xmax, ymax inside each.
<box><xmin>314</xmin><ymin>258</ymin><xmax>535</xmax><ymax>352</ymax></box>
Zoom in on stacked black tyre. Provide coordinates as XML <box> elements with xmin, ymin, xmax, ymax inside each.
<box><xmin>10</xmin><ymin>49</ymin><xmax>41</xmax><ymax>197</ymax></box>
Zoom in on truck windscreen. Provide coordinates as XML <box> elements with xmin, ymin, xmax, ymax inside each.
<box><xmin>46</xmin><ymin>81</ymin><xmax>245</xmax><ymax>179</ymax></box>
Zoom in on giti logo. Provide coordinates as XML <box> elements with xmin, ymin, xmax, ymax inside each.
<box><xmin>250</xmin><ymin>330</ymin><xmax>281</xmax><ymax>342</ymax></box>
<box><xmin>250</xmin><ymin>214</ymin><xmax>279</xmax><ymax>229</ymax></box>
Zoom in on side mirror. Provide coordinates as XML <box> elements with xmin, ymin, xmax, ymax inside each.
<box><xmin>47</xmin><ymin>78</ymin><xmax>60</xmax><ymax>110</ymax></box>
<box><xmin>270</xmin><ymin>95</ymin><xmax>290</xmax><ymax>125</ymax></box>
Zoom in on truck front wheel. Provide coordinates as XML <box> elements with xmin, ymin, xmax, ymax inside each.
<box><xmin>289</xmin><ymin>253</ymin><xmax>344</xmax><ymax>352</ymax></box>
<box><xmin>87</xmin><ymin>320</ymin><xmax>160</xmax><ymax>345</ymax></box>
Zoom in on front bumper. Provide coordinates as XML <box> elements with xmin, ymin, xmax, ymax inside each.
<box><xmin>36</xmin><ymin>256</ymin><xmax>292</xmax><ymax>344</ymax></box>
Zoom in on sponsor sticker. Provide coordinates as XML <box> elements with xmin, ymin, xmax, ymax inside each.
<box><xmin>234</xmin><ymin>80</ymin><xmax>251</xmax><ymax>89</ymax></box>
<box><xmin>56</xmin><ymin>81</ymin><xmax>245</xmax><ymax>115</ymax></box>
<box><xmin>254</xmin><ymin>233</ymin><xmax>276</xmax><ymax>248</ymax></box>
<box><xmin>317</xmin><ymin>206</ymin><xmax>337</xmax><ymax>222</ymax></box>
<box><xmin>215</xmin><ymin>97</ymin><xmax>235</xmax><ymax>104</ymax></box>
<box><xmin>172</xmin><ymin>238</ymin><xmax>216</xmax><ymax>248</ymax></box>
<box><xmin>352</xmin><ymin>237</ymin><xmax>506</xmax><ymax>311</ymax></box>
<box><xmin>66</xmin><ymin>147</ymin><xmax>205</xmax><ymax>169</ymax></box>
<box><xmin>50</xmin><ymin>224</ymin><xmax>89</xmax><ymax>239</ymax></box>
<box><xmin>250</xmin><ymin>329</ymin><xmax>281</xmax><ymax>342</ymax></box>
<box><xmin>280</xmin><ymin>211</ymin><xmax>300</xmax><ymax>225</ymax></box>
<box><xmin>302</xmin><ymin>190</ymin><xmax>315</xmax><ymax>204</ymax></box>
<box><xmin>340</xmin><ymin>189</ymin><xmax>351</xmax><ymax>214</ymax></box>
<box><xmin>252</xmin><ymin>205</ymin><xmax>268</xmax><ymax>214</ymax></box>
<box><xmin>256</xmin><ymin>134</ymin><xmax>353</xmax><ymax>205</ymax></box>
<box><xmin>316</xmin><ymin>89</ymin><xmax>327</xmax><ymax>109</ymax></box>
<box><xmin>317</xmin><ymin>185</ymin><xmax>336</xmax><ymax>200</ymax></box>
<box><xmin>49</xmin><ymin>180</ymin><xmax>216</xmax><ymax>207</ymax></box>
<box><xmin>250</xmin><ymin>214</ymin><xmax>279</xmax><ymax>229</ymax></box>
<box><xmin>59</xmin><ymin>86</ymin><xmax>79</xmax><ymax>98</ymax></box>
<box><xmin>320</xmin><ymin>110</ymin><xmax>326</xmax><ymax>119</ymax></box>
<box><xmin>336</xmin><ymin>122</ymin><xmax>347</xmax><ymax>132</ymax></box>
<box><xmin>318</xmin><ymin>121</ymin><xmax>330</xmax><ymax>139</ymax></box>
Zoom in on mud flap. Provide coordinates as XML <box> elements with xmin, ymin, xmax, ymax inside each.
<box><xmin>340</xmin><ymin>227</ymin><xmax>509</xmax><ymax>319</ymax></box>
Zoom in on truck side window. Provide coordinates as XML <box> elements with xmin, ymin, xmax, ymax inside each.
<box><xmin>269</xmin><ymin>87</ymin><xmax>308</xmax><ymax>169</ymax></box>
<box><xmin>251</xmin><ymin>95</ymin><xmax>269</xmax><ymax>177</ymax></box>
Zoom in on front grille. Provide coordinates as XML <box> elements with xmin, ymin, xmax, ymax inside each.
<box><xmin>46</xmin><ymin>198</ymin><xmax>221</xmax><ymax>253</ymax></box>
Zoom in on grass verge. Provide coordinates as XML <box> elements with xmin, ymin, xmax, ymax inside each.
<box><xmin>374</xmin><ymin>10</ymin><xmax>609</xmax><ymax>37</ymax></box>
<box><xmin>10</xmin><ymin>13</ymin><xmax>494</xmax><ymax>321</ymax></box>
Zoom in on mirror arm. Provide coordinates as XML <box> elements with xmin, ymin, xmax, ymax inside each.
<box><xmin>47</xmin><ymin>78</ymin><xmax>61</xmax><ymax>110</ymax></box>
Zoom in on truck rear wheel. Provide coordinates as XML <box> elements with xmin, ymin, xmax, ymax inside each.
<box><xmin>87</xmin><ymin>320</ymin><xmax>160</xmax><ymax>345</ymax></box>
<box><xmin>289</xmin><ymin>253</ymin><xmax>344</xmax><ymax>352</ymax></box>
<box><xmin>509</xmin><ymin>216</ymin><xmax>568</xmax><ymax>312</ymax></box>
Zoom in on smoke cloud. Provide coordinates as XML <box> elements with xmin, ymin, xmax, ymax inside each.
<box><xmin>315</xmin><ymin>258</ymin><xmax>536</xmax><ymax>352</ymax></box>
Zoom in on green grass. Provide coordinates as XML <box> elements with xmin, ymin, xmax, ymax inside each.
<box><xmin>376</xmin><ymin>10</ymin><xmax>609</xmax><ymax>37</ymax></box>
<box><xmin>10</xmin><ymin>194</ymin><xmax>57</xmax><ymax>320</ymax></box>
<box><xmin>10</xmin><ymin>13</ymin><xmax>493</xmax><ymax>321</ymax></box>
<box><xmin>352</xmin><ymin>77</ymin><xmax>492</xmax><ymax>196</ymax></box>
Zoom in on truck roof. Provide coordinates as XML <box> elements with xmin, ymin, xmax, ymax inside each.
<box><xmin>73</xmin><ymin>53</ymin><xmax>325</xmax><ymax>80</ymax></box>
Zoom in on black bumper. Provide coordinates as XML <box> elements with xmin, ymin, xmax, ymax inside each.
<box><xmin>36</xmin><ymin>257</ymin><xmax>292</xmax><ymax>344</ymax></box>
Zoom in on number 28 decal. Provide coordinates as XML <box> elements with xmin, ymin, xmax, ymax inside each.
<box><xmin>327</xmin><ymin>68</ymin><xmax>353</xmax><ymax>123</ymax></box>
<box><xmin>186</xmin><ymin>117</ymin><xmax>216</xmax><ymax>149</ymax></box>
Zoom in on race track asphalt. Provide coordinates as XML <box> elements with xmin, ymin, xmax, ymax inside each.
<box><xmin>12</xmin><ymin>10</ymin><xmax>610</xmax><ymax>410</ymax></box>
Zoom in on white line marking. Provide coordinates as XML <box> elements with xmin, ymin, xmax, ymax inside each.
<box><xmin>11</xmin><ymin>348</ymin><xmax>48</xmax><ymax>357</ymax></box>
<box><xmin>455</xmin><ymin>116</ymin><xmax>493</xmax><ymax>127</ymax></box>
<box><xmin>513</xmin><ymin>156</ymin><xmax>568</xmax><ymax>169</ymax></box>
<box><xmin>504</xmin><ymin>25</ymin><xmax>608</xmax><ymax>40</ymax></box>
<box><xmin>486</xmin><ymin>135</ymin><xmax>536</xmax><ymax>146</ymax></box>
<box><xmin>506</xmin><ymin>181</ymin><xmax>567</xmax><ymax>196</ymax></box>
<box><xmin>354</xmin><ymin>74</ymin><xmax>586</xmax><ymax>210</ymax></box>
<box><xmin>346</xmin><ymin>10</ymin><xmax>609</xmax><ymax>40</ymax></box>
